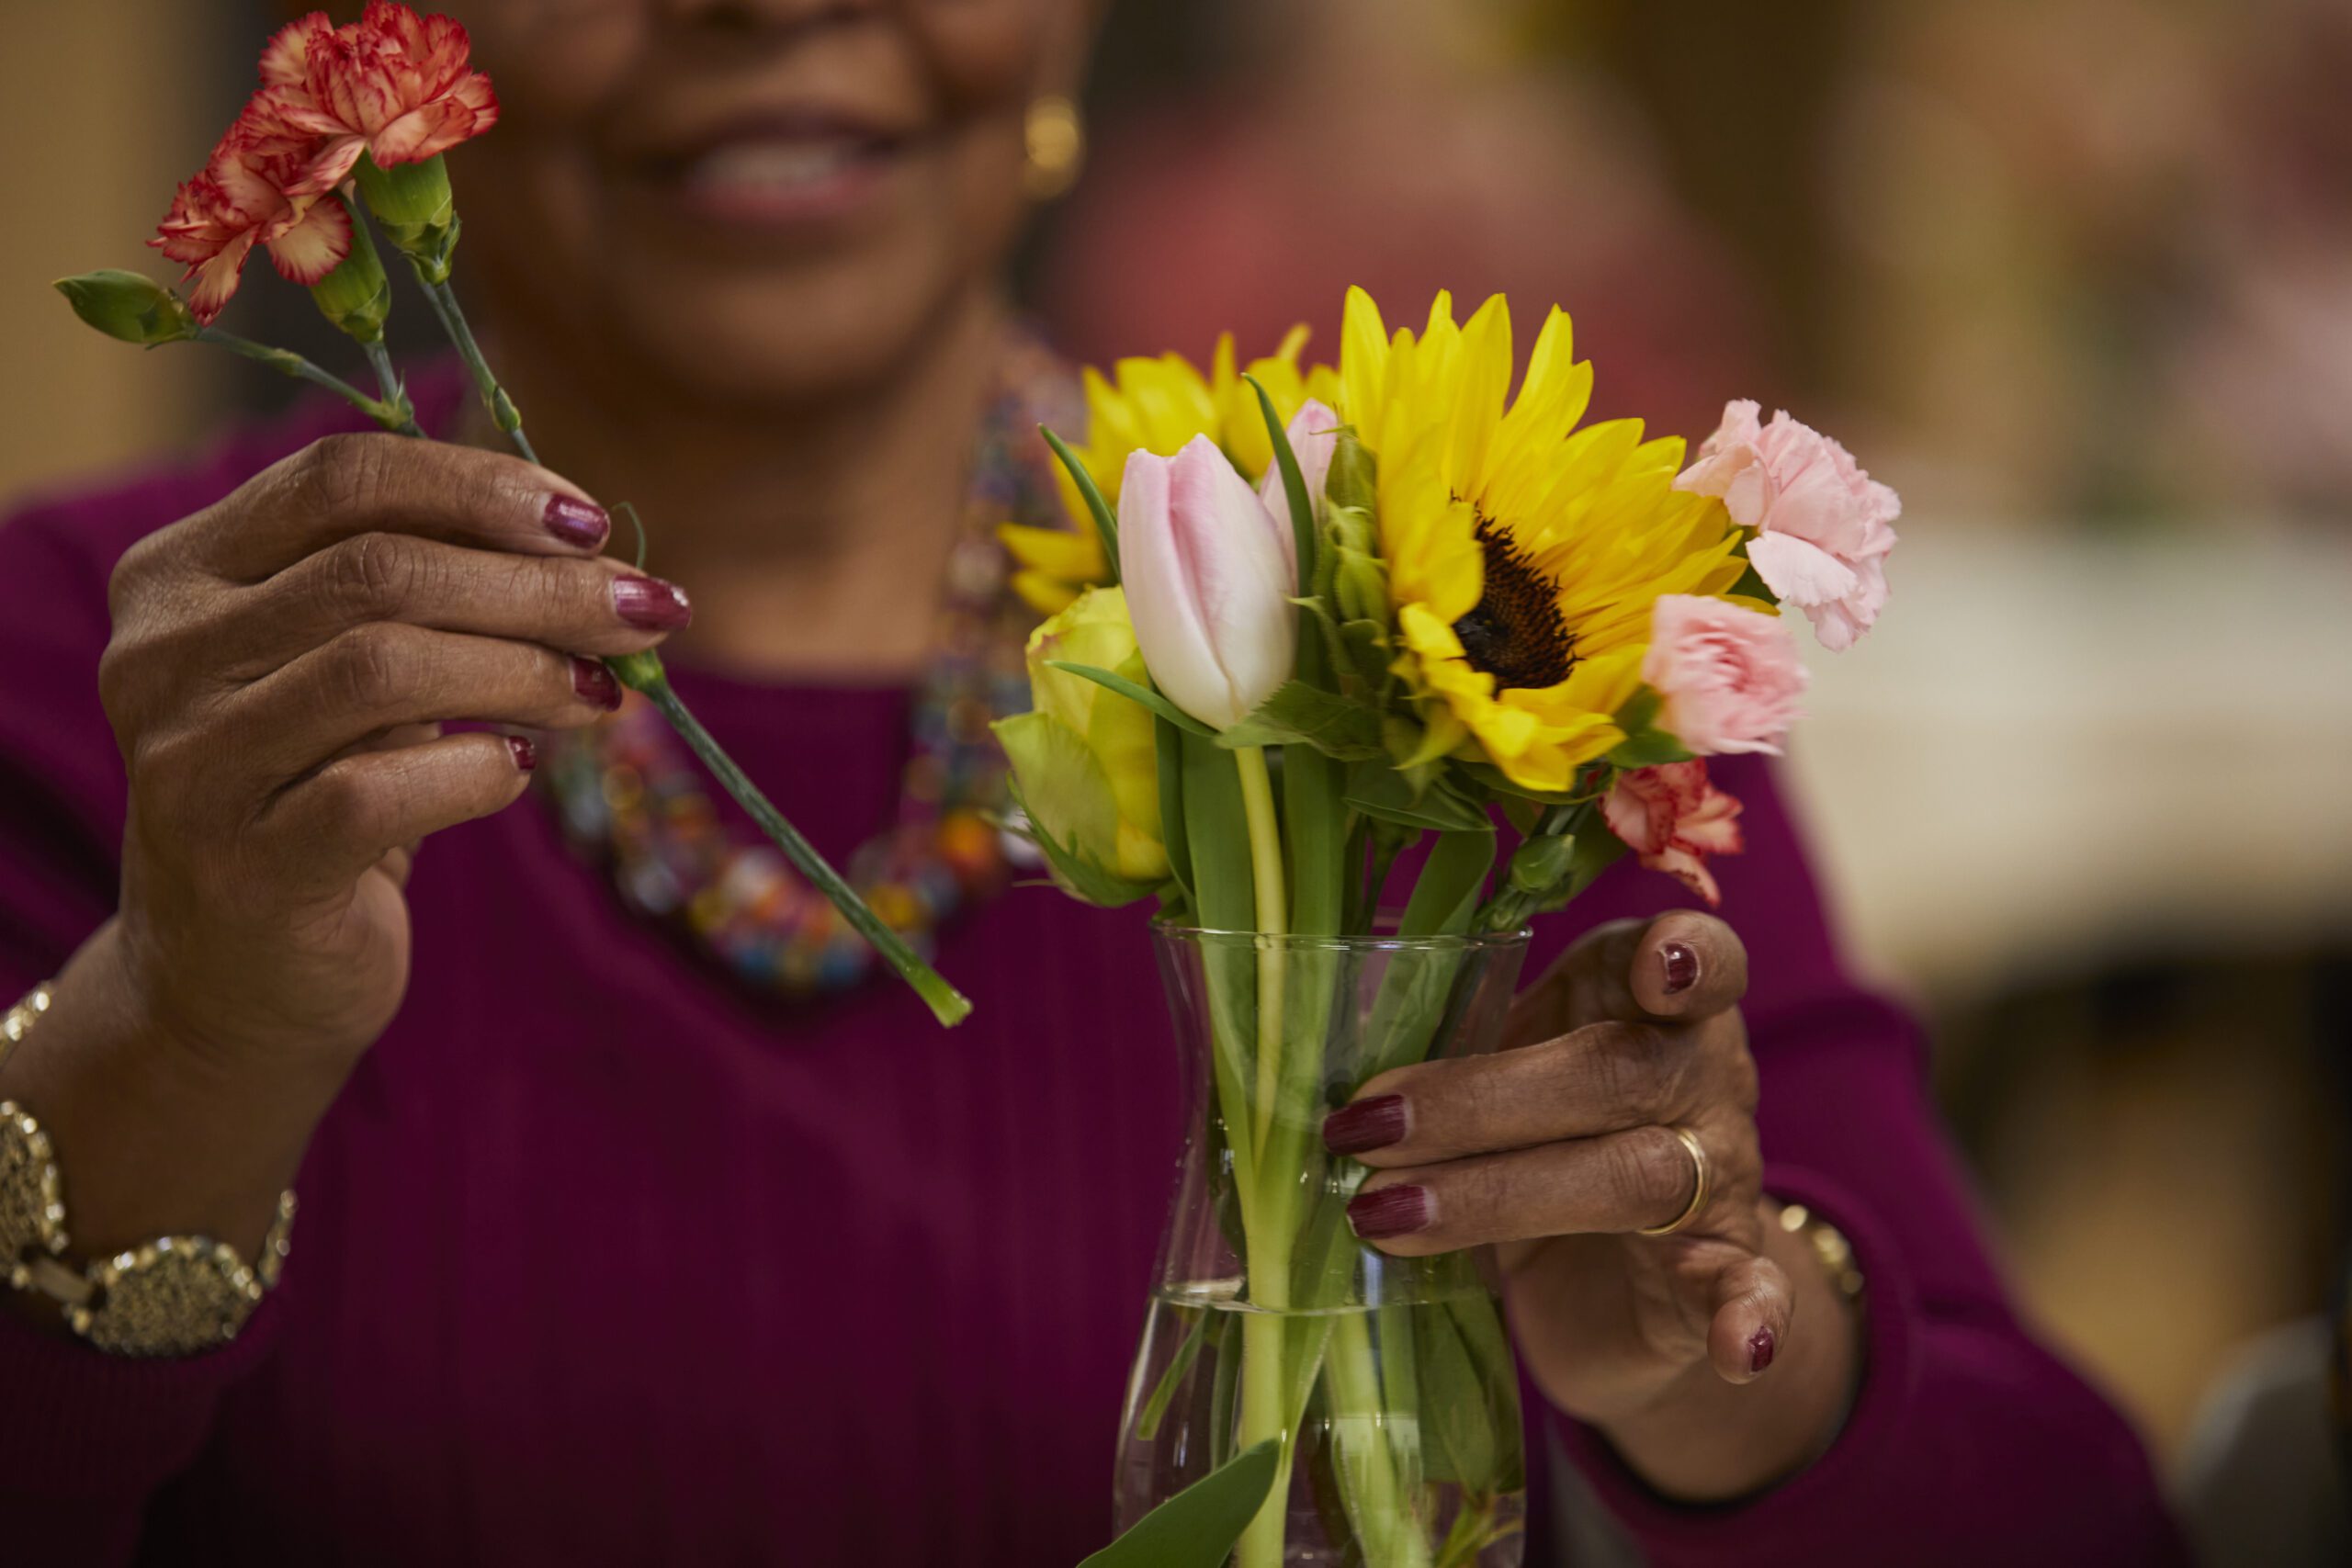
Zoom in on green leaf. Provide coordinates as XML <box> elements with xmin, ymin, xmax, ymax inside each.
<box><xmin>1042</xmin><ymin>425</ymin><xmax>1121</xmax><ymax>583</ymax></box>
<box><xmin>1414</xmin><ymin>1303</ymin><xmax>1500</xmax><ymax>1489</ymax></box>
<box><xmin>1562</xmin><ymin>820</ymin><xmax>1630</xmax><ymax>903</ymax></box>
<box><xmin>1216</xmin><ymin>680</ymin><xmax>1385</xmax><ymax>760</ymax></box>
<box><xmin>1344</xmin><ymin>761</ymin><xmax>1491</xmax><ymax>834</ymax></box>
<box><xmin>1613</xmin><ymin>686</ymin><xmax>1662</xmax><ymax>737</ymax></box>
<box><xmin>1045</xmin><ymin>660</ymin><xmax>1215</xmax><ymax>738</ymax></box>
<box><xmin>1243</xmin><ymin>373</ymin><xmax>1319</xmax><ymax>600</ymax></box>
<box><xmin>1154</xmin><ymin>714</ymin><xmax>1193</xmax><ymax>905</ymax></box>
<box><xmin>1453</xmin><ymin>761</ymin><xmax>1591</xmax><ymax>808</ymax></box>
<box><xmin>1726</xmin><ymin>558</ymin><xmax>1775</xmax><ymax>604</ymax></box>
<box><xmin>1133</xmin><ymin>1311</ymin><xmax>1211</xmax><ymax>1442</ymax></box>
<box><xmin>1505</xmin><ymin>831</ymin><xmax>1577</xmax><ymax>896</ymax></box>
<box><xmin>1075</xmin><ymin>1440</ymin><xmax>1281</xmax><ymax>1568</ymax></box>
<box><xmin>1605</xmin><ymin>729</ymin><xmax>1696</xmax><ymax>770</ymax></box>
<box><xmin>1397</xmin><ymin>828</ymin><xmax>1497</xmax><ymax>938</ymax></box>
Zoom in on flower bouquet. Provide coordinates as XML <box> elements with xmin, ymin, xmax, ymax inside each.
<box><xmin>1013</xmin><ymin>293</ymin><xmax>1898</xmax><ymax>1567</ymax></box>
<box><xmin>51</xmin><ymin>5</ymin><xmax>970</xmax><ymax>1026</ymax></box>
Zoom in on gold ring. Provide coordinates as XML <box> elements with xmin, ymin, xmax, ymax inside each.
<box><xmin>1636</xmin><ymin>1126</ymin><xmax>1712</xmax><ymax>1237</ymax></box>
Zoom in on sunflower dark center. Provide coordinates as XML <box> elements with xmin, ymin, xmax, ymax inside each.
<box><xmin>1453</xmin><ymin>513</ymin><xmax>1576</xmax><ymax>690</ymax></box>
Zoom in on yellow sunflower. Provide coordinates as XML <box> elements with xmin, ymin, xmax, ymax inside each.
<box><xmin>1001</xmin><ymin>328</ymin><xmax>1342</xmax><ymax>615</ymax></box>
<box><xmin>1338</xmin><ymin>287</ymin><xmax>1749</xmax><ymax>794</ymax></box>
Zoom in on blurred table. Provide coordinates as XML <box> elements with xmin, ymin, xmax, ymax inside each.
<box><xmin>1781</xmin><ymin>523</ymin><xmax>2352</xmax><ymax>998</ymax></box>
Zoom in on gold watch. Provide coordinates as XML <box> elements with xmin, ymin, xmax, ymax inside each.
<box><xmin>2</xmin><ymin>981</ymin><xmax>297</xmax><ymax>1357</ymax></box>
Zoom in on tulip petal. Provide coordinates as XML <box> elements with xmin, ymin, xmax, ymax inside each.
<box><xmin>1119</xmin><ymin>450</ymin><xmax>1238</xmax><ymax>728</ymax></box>
<box><xmin>1168</xmin><ymin>436</ymin><xmax>1295</xmax><ymax>726</ymax></box>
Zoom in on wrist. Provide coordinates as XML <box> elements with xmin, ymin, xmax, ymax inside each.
<box><xmin>3</xmin><ymin>928</ymin><xmax>334</xmax><ymax>1260</ymax></box>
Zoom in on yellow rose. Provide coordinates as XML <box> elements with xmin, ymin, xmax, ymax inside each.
<box><xmin>993</xmin><ymin>586</ymin><xmax>1170</xmax><ymax>903</ymax></box>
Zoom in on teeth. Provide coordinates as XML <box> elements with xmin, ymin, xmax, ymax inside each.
<box><xmin>685</xmin><ymin>140</ymin><xmax>860</xmax><ymax>190</ymax></box>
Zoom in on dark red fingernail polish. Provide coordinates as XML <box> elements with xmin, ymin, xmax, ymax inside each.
<box><xmin>571</xmin><ymin>657</ymin><xmax>621</xmax><ymax>711</ymax></box>
<box><xmin>506</xmin><ymin>734</ymin><xmax>537</xmax><ymax>773</ymax></box>
<box><xmin>613</xmin><ymin>575</ymin><xmax>693</xmax><ymax>630</ymax></box>
<box><xmin>544</xmin><ymin>495</ymin><xmax>609</xmax><ymax>548</ymax></box>
<box><xmin>1661</xmin><ymin>942</ymin><xmax>1699</xmax><ymax>995</ymax></box>
<box><xmin>1747</xmin><ymin>1326</ymin><xmax>1776</xmax><ymax>1374</ymax></box>
<box><xmin>1347</xmin><ymin>1185</ymin><xmax>1431</xmax><ymax>1241</ymax></box>
<box><xmin>1324</xmin><ymin>1094</ymin><xmax>1408</xmax><ymax>1156</ymax></box>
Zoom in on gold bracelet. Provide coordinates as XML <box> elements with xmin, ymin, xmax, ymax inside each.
<box><xmin>1778</xmin><ymin>1201</ymin><xmax>1866</xmax><ymax>1303</ymax></box>
<box><xmin>1</xmin><ymin>981</ymin><xmax>296</xmax><ymax>1357</ymax></box>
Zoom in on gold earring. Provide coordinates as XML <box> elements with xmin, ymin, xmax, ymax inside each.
<box><xmin>1023</xmin><ymin>95</ymin><xmax>1085</xmax><ymax>200</ymax></box>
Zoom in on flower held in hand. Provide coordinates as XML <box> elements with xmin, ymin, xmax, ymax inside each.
<box><xmin>260</xmin><ymin>5</ymin><xmax>500</xmax><ymax>196</ymax></box>
<box><xmin>150</xmin><ymin>105</ymin><xmax>352</xmax><ymax>322</ymax></box>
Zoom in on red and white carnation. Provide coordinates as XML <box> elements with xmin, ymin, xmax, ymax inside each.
<box><xmin>259</xmin><ymin>5</ymin><xmax>500</xmax><ymax>196</ymax></box>
<box><xmin>147</xmin><ymin>5</ymin><xmax>496</xmax><ymax>323</ymax></box>
<box><xmin>1602</xmin><ymin>761</ymin><xmax>1745</xmax><ymax>908</ymax></box>
<box><xmin>149</xmin><ymin>103</ymin><xmax>352</xmax><ymax>323</ymax></box>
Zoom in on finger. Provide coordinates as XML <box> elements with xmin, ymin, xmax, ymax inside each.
<box><xmin>195</xmin><ymin>434</ymin><xmax>612</xmax><ymax>580</ymax></box>
<box><xmin>227</xmin><ymin>533</ymin><xmax>690</xmax><ymax>675</ymax></box>
<box><xmin>1328</xmin><ymin>1021</ymin><xmax>1693</xmax><ymax>1168</ymax></box>
<box><xmin>1705</xmin><ymin>1250</ymin><xmax>1796</xmax><ymax>1385</ymax></box>
<box><xmin>1342</xmin><ymin>1123</ymin><xmax>1702</xmax><ymax>1257</ymax></box>
<box><xmin>259</xmin><ymin>729</ymin><xmax>537</xmax><ymax>896</ymax></box>
<box><xmin>1508</xmin><ymin>913</ymin><xmax>1748</xmax><ymax>1045</ymax></box>
<box><xmin>222</xmin><ymin>622</ymin><xmax>618</xmax><ymax>787</ymax></box>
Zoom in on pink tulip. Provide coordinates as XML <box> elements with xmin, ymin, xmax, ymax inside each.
<box><xmin>1119</xmin><ymin>435</ymin><xmax>1298</xmax><ymax>730</ymax></box>
<box><xmin>1256</xmin><ymin>399</ymin><xmax>1340</xmax><ymax>529</ymax></box>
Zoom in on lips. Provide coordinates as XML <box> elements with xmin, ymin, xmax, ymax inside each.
<box><xmin>635</xmin><ymin>117</ymin><xmax>909</xmax><ymax>228</ymax></box>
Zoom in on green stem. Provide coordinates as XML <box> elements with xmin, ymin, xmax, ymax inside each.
<box><xmin>358</xmin><ymin>337</ymin><xmax>415</xmax><ymax>431</ymax></box>
<box><xmin>413</xmin><ymin>266</ymin><xmax>537</xmax><ymax>464</ymax></box>
<box><xmin>637</xmin><ymin>671</ymin><xmax>972</xmax><ymax>1026</ymax></box>
<box><xmin>400</xmin><ymin>262</ymin><xmax>966</xmax><ymax>1025</ymax></box>
<box><xmin>190</xmin><ymin>326</ymin><xmax>421</xmax><ymax>436</ymax></box>
<box><xmin>1325</xmin><ymin>1311</ymin><xmax>1431</xmax><ymax>1568</ymax></box>
<box><xmin>1234</xmin><ymin>747</ymin><xmax>1288</xmax><ymax>1165</ymax></box>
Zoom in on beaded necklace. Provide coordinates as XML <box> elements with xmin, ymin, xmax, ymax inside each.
<box><xmin>540</xmin><ymin>336</ymin><xmax>1076</xmax><ymax>998</ymax></box>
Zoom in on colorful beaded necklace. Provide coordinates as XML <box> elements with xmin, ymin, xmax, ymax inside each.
<box><xmin>539</xmin><ymin>336</ymin><xmax>1077</xmax><ymax>998</ymax></box>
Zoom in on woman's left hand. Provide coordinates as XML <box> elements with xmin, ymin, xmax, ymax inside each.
<box><xmin>1324</xmin><ymin>911</ymin><xmax>1859</xmax><ymax>1499</ymax></box>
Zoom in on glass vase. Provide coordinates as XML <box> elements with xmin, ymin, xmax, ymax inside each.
<box><xmin>1115</xmin><ymin>927</ymin><xmax>1532</xmax><ymax>1568</ymax></box>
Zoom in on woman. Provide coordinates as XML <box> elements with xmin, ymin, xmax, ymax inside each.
<box><xmin>0</xmin><ymin>3</ymin><xmax>2180</xmax><ymax>1563</ymax></box>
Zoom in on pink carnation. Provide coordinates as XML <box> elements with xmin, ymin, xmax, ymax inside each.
<box><xmin>1642</xmin><ymin>595</ymin><xmax>1807</xmax><ymax>756</ymax></box>
<box><xmin>1675</xmin><ymin>400</ymin><xmax>1899</xmax><ymax>652</ymax></box>
<box><xmin>1602</xmin><ymin>761</ymin><xmax>1745</xmax><ymax>908</ymax></box>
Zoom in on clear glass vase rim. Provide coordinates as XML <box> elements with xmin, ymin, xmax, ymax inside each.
<box><xmin>1152</xmin><ymin>924</ymin><xmax>1532</xmax><ymax>953</ymax></box>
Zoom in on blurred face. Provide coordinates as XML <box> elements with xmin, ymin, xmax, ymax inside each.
<box><xmin>442</xmin><ymin>0</ymin><xmax>1087</xmax><ymax>406</ymax></box>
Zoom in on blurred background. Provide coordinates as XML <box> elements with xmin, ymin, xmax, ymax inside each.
<box><xmin>4</xmin><ymin>0</ymin><xmax>2346</xmax><ymax>1556</ymax></box>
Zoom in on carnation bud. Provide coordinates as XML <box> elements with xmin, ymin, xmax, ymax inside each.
<box><xmin>1505</xmin><ymin>831</ymin><xmax>1577</xmax><ymax>897</ymax></box>
<box><xmin>53</xmin><ymin>271</ymin><xmax>197</xmax><ymax>346</ymax></box>
<box><xmin>307</xmin><ymin>204</ymin><xmax>393</xmax><ymax>344</ymax></box>
<box><xmin>1329</xmin><ymin>504</ymin><xmax>1389</xmax><ymax>628</ymax></box>
<box><xmin>1326</xmin><ymin>427</ymin><xmax>1378</xmax><ymax>516</ymax></box>
<box><xmin>354</xmin><ymin>153</ymin><xmax>459</xmax><ymax>281</ymax></box>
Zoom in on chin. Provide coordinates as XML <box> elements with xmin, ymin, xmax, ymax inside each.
<box><xmin>605</xmin><ymin>251</ymin><xmax>970</xmax><ymax>409</ymax></box>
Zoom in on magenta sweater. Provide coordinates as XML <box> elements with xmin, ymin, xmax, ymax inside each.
<box><xmin>0</xmin><ymin>374</ymin><xmax>2182</xmax><ymax>1565</ymax></box>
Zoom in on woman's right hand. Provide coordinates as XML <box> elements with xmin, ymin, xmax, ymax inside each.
<box><xmin>94</xmin><ymin>433</ymin><xmax>689</xmax><ymax>1081</ymax></box>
